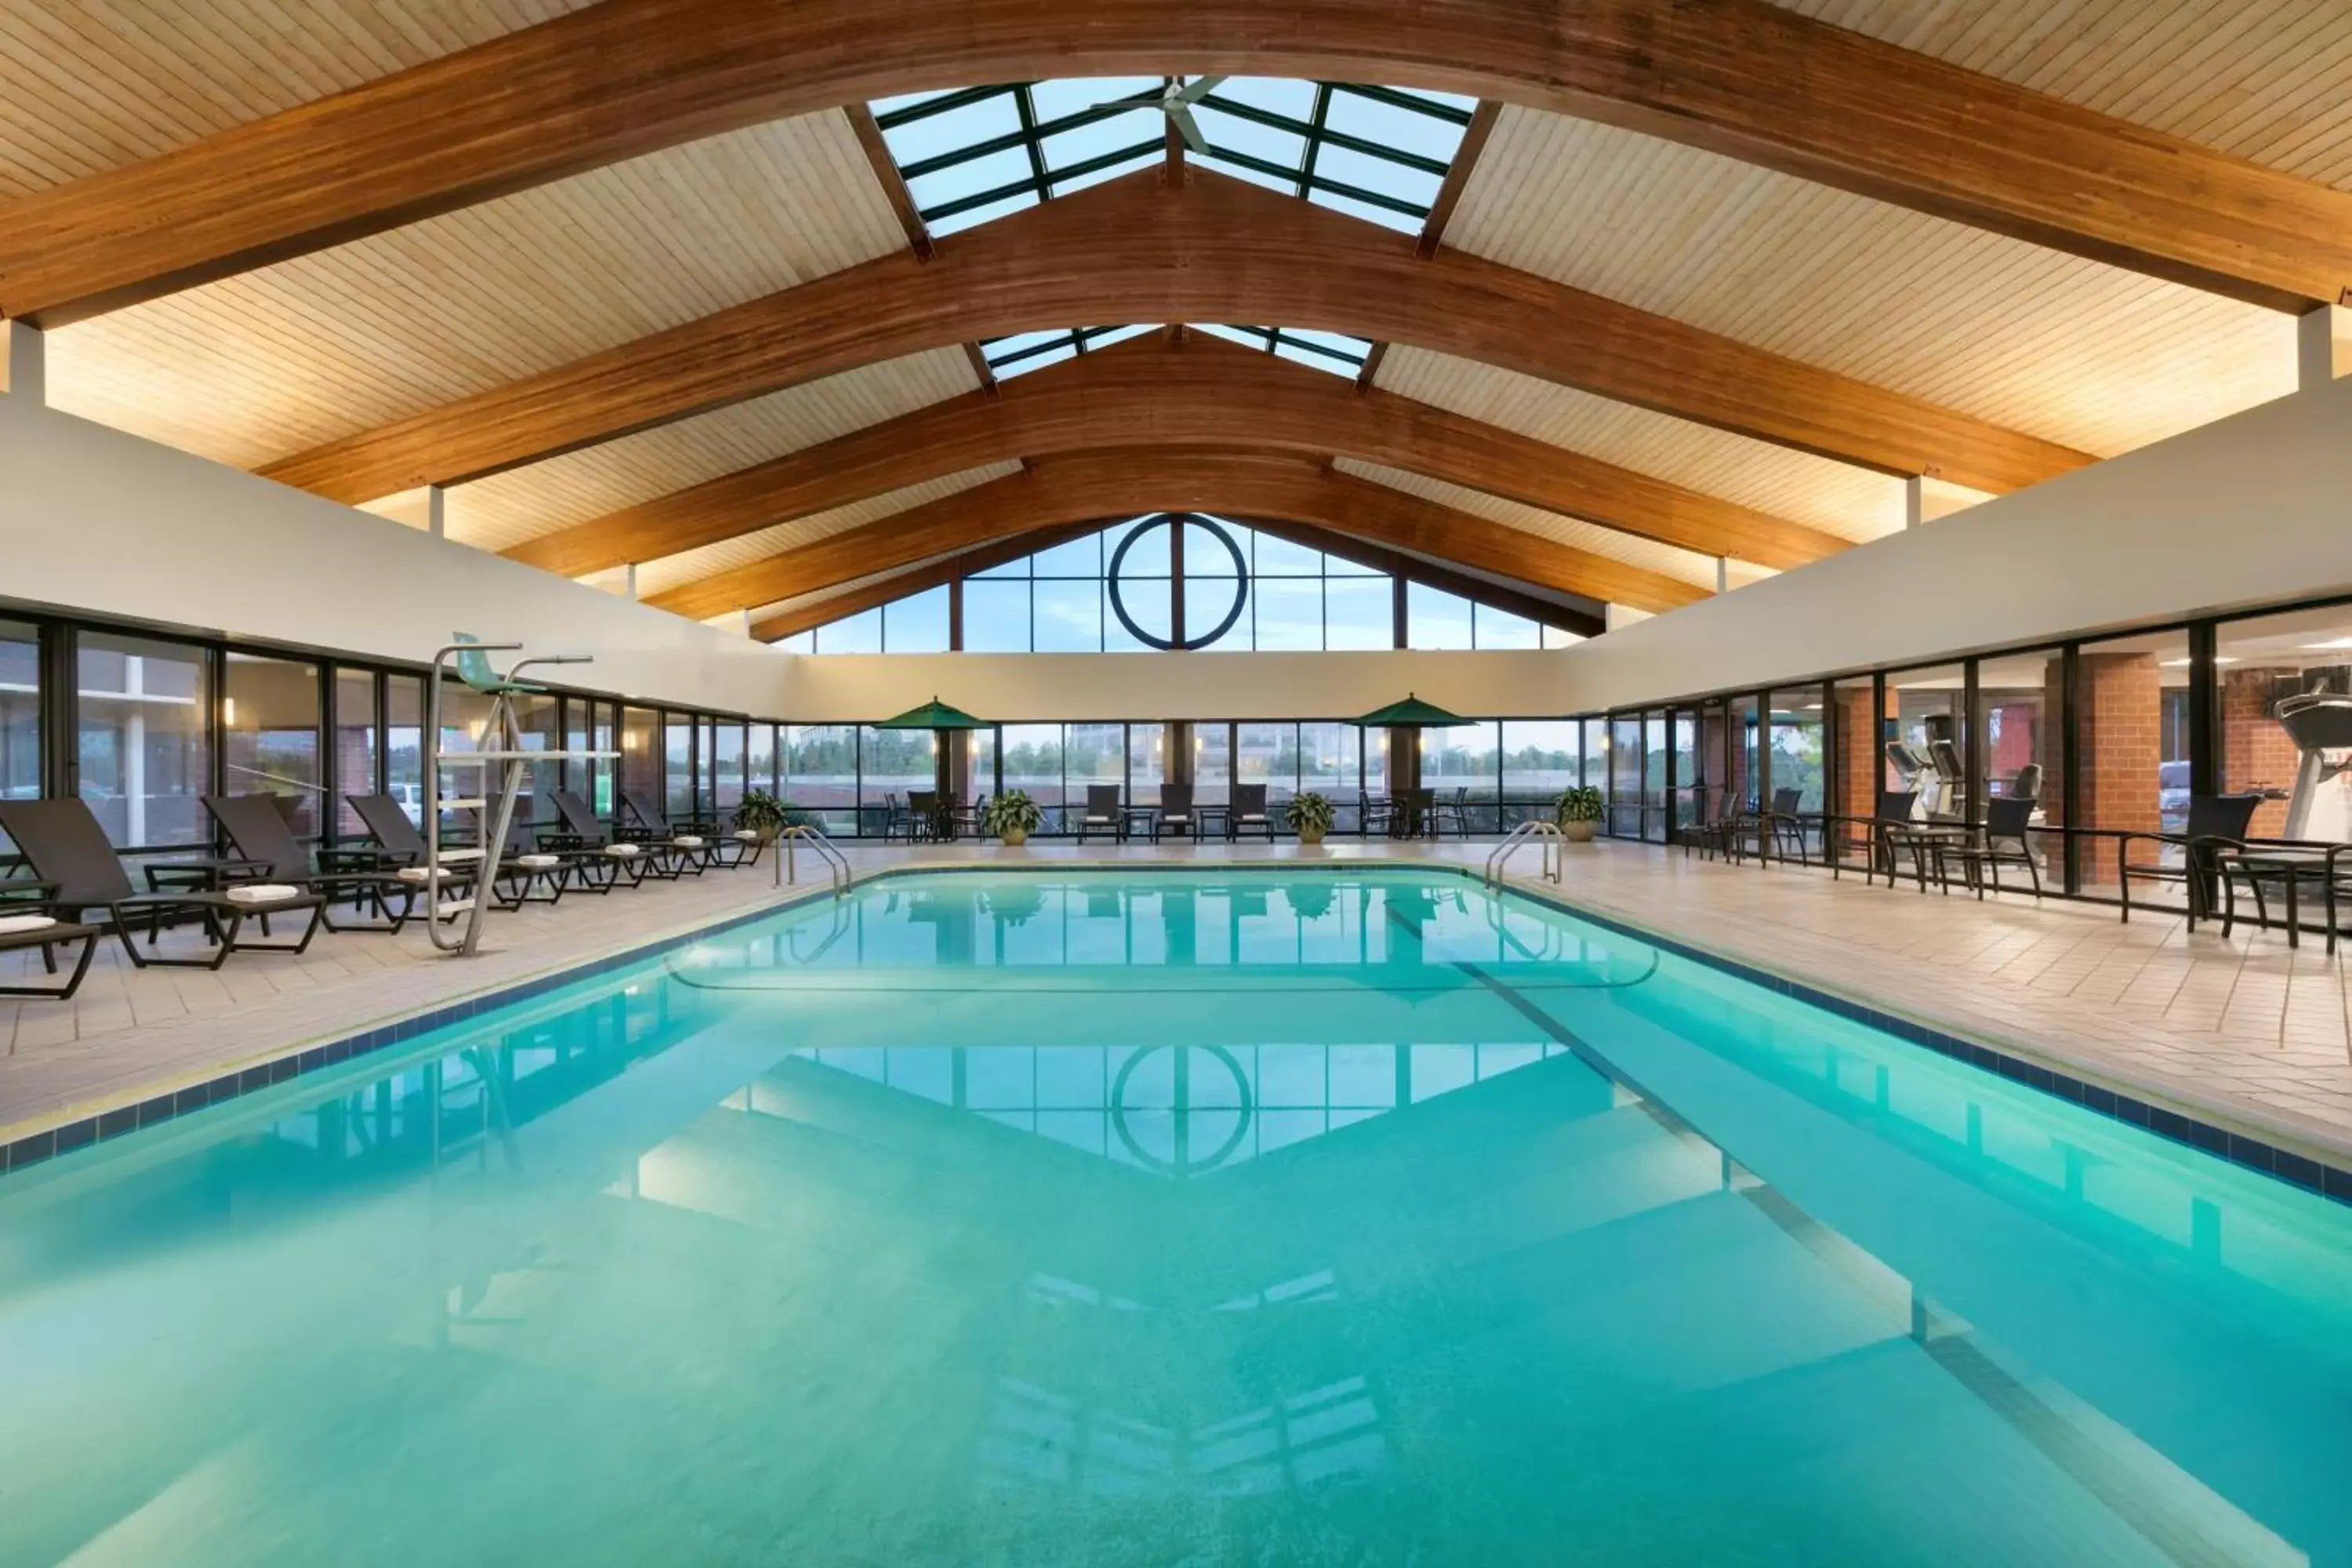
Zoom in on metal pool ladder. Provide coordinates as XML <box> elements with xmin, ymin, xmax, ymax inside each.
<box><xmin>779</xmin><ymin>824</ymin><xmax>850</xmax><ymax>896</ymax></box>
<box><xmin>1485</xmin><ymin>820</ymin><xmax>1563</xmax><ymax>886</ymax></box>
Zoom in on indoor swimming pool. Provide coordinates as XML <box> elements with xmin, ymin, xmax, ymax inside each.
<box><xmin>2</xmin><ymin>868</ymin><xmax>2347</xmax><ymax>1566</ymax></box>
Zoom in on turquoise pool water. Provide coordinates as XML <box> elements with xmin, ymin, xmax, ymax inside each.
<box><xmin>3</xmin><ymin>868</ymin><xmax>2349</xmax><ymax>1566</ymax></box>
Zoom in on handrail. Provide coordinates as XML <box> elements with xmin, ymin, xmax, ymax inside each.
<box><xmin>780</xmin><ymin>823</ymin><xmax>850</xmax><ymax>896</ymax></box>
<box><xmin>1484</xmin><ymin>819</ymin><xmax>1563</xmax><ymax>885</ymax></box>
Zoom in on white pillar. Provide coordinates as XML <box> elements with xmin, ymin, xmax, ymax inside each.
<box><xmin>4</xmin><ymin>318</ymin><xmax>44</xmax><ymax>405</ymax></box>
<box><xmin>2298</xmin><ymin>303</ymin><xmax>2350</xmax><ymax>390</ymax></box>
<box><xmin>1714</xmin><ymin>556</ymin><xmax>1730</xmax><ymax>594</ymax></box>
<box><xmin>623</xmin><ymin>563</ymin><xmax>640</xmax><ymax>601</ymax></box>
<box><xmin>425</xmin><ymin>483</ymin><xmax>446</xmax><ymax>539</ymax></box>
<box><xmin>1903</xmin><ymin>475</ymin><xmax>1926</xmax><ymax>530</ymax></box>
<box><xmin>737</xmin><ymin>607</ymin><xmax>753</xmax><ymax>637</ymax></box>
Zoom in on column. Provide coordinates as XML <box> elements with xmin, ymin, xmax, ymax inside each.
<box><xmin>4</xmin><ymin>318</ymin><xmax>44</xmax><ymax>405</ymax></box>
<box><xmin>623</xmin><ymin>563</ymin><xmax>640</xmax><ymax>601</ymax></box>
<box><xmin>2074</xmin><ymin>652</ymin><xmax>2162</xmax><ymax>885</ymax></box>
<box><xmin>425</xmin><ymin>483</ymin><xmax>447</xmax><ymax>539</ymax></box>
<box><xmin>2299</xmin><ymin>303</ymin><xmax>2350</xmax><ymax>390</ymax></box>
<box><xmin>1714</xmin><ymin>557</ymin><xmax>1730</xmax><ymax>594</ymax></box>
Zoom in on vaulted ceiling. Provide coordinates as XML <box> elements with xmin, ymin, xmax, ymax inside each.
<box><xmin>4</xmin><ymin>0</ymin><xmax>2348</xmax><ymax>637</ymax></box>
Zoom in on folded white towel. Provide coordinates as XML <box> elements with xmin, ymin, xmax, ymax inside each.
<box><xmin>223</xmin><ymin>884</ymin><xmax>303</xmax><ymax>905</ymax></box>
<box><xmin>0</xmin><ymin>913</ymin><xmax>59</xmax><ymax>935</ymax></box>
<box><xmin>732</xmin><ymin>829</ymin><xmax>762</xmax><ymax>841</ymax></box>
<box><xmin>604</xmin><ymin>843</ymin><xmax>643</xmax><ymax>858</ymax></box>
<box><xmin>394</xmin><ymin>866</ymin><xmax>452</xmax><ymax>884</ymax></box>
<box><xmin>672</xmin><ymin>835</ymin><xmax>706</xmax><ymax>849</ymax></box>
<box><xmin>512</xmin><ymin>854</ymin><xmax>561</xmax><ymax>869</ymax></box>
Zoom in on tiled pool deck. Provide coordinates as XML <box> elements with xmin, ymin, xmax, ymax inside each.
<box><xmin>3</xmin><ymin>840</ymin><xmax>2346</xmax><ymax>1179</ymax></box>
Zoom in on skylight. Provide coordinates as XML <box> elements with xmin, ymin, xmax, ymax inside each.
<box><xmin>873</xmin><ymin>77</ymin><xmax>1474</xmax><ymax>383</ymax></box>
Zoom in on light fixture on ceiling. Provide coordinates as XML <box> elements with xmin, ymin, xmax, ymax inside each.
<box><xmin>2302</xmin><ymin>637</ymin><xmax>2352</xmax><ymax>650</ymax></box>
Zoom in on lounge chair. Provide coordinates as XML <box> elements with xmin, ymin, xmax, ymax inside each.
<box><xmin>0</xmin><ymin>798</ymin><xmax>325</xmax><ymax>971</ymax></box>
<box><xmin>1076</xmin><ymin>785</ymin><xmax>1123</xmax><ymax>844</ymax></box>
<box><xmin>0</xmin><ymin>876</ymin><xmax>101</xmax><ymax>1000</ymax></box>
<box><xmin>202</xmin><ymin>793</ymin><xmax>426</xmax><ymax>932</ymax></box>
<box><xmin>621</xmin><ymin>788</ymin><xmax>716</xmax><ymax>875</ymax></box>
<box><xmin>469</xmin><ymin>808</ymin><xmax>583</xmax><ymax>907</ymax></box>
<box><xmin>2119</xmin><ymin>793</ymin><xmax>2261</xmax><ymax>927</ymax></box>
<box><xmin>1153</xmin><ymin>785</ymin><xmax>1196</xmax><ymax>842</ymax></box>
<box><xmin>544</xmin><ymin>789</ymin><xmax>649</xmax><ymax>890</ymax></box>
<box><xmin>1229</xmin><ymin>784</ymin><xmax>1276</xmax><ymax>842</ymax></box>
<box><xmin>342</xmin><ymin>794</ymin><xmax>485</xmax><ymax>904</ymax></box>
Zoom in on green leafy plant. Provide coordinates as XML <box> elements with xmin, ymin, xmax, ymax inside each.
<box><xmin>983</xmin><ymin>790</ymin><xmax>1044</xmax><ymax>839</ymax></box>
<box><xmin>1555</xmin><ymin>785</ymin><xmax>1605</xmax><ymax>825</ymax></box>
<box><xmin>731</xmin><ymin>789</ymin><xmax>792</xmax><ymax>839</ymax></box>
<box><xmin>1283</xmin><ymin>791</ymin><xmax>1336</xmax><ymax>836</ymax></box>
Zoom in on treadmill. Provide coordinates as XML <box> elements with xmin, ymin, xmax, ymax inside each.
<box><xmin>2275</xmin><ymin>690</ymin><xmax>2352</xmax><ymax>843</ymax></box>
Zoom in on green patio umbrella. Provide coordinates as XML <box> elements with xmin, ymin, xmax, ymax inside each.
<box><xmin>874</xmin><ymin>697</ymin><xmax>990</xmax><ymax>830</ymax></box>
<box><xmin>1351</xmin><ymin>693</ymin><xmax>1476</xmax><ymax>729</ymax></box>
<box><xmin>873</xmin><ymin>696</ymin><xmax>991</xmax><ymax>731</ymax></box>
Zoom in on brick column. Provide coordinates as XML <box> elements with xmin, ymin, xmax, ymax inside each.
<box><xmin>1834</xmin><ymin>684</ymin><xmax>1886</xmax><ymax>817</ymax></box>
<box><xmin>2076</xmin><ymin>653</ymin><xmax>2162</xmax><ymax>884</ymax></box>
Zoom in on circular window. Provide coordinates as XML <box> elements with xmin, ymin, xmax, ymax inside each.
<box><xmin>1107</xmin><ymin>514</ymin><xmax>1249</xmax><ymax>652</ymax></box>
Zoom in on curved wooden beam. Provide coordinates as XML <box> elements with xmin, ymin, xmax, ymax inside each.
<box><xmin>264</xmin><ymin>170</ymin><xmax>2088</xmax><ymax>503</ymax></box>
<box><xmin>649</xmin><ymin>448</ymin><xmax>1712</xmax><ymax>621</ymax></box>
<box><xmin>505</xmin><ymin>332</ymin><xmax>1852</xmax><ymax>578</ymax></box>
<box><xmin>4</xmin><ymin>0</ymin><xmax>2345</xmax><ymax>325</ymax></box>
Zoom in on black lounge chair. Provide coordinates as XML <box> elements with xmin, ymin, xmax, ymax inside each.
<box><xmin>2119</xmin><ymin>793</ymin><xmax>2261</xmax><ymax>927</ymax></box>
<box><xmin>466</xmin><ymin>808</ymin><xmax>586</xmax><ymax>907</ymax></box>
<box><xmin>1154</xmin><ymin>785</ymin><xmax>1196</xmax><ymax>842</ymax></box>
<box><xmin>342</xmin><ymin>794</ymin><xmax>484</xmax><ymax>904</ymax></box>
<box><xmin>544</xmin><ymin>789</ymin><xmax>648</xmax><ymax>890</ymax></box>
<box><xmin>1076</xmin><ymin>785</ymin><xmax>1123</xmax><ymax>844</ymax></box>
<box><xmin>0</xmin><ymin>798</ymin><xmax>325</xmax><ymax>971</ymax></box>
<box><xmin>620</xmin><ymin>788</ymin><xmax>716</xmax><ymax>875</ymax></box>
<box><xmin>202</xmin><ymin>793</ymin><xmax>424</xmax><ymax>932</ymax></box>
<box><xmin>0</xmin><ymin>877</ymin><xmax>101</xmax><ymax>1000</ymax></box>
<box><xmin>1230</xmin><ymin>784</ymin><xmax>1276</xmax><ymax>842</ymax></box>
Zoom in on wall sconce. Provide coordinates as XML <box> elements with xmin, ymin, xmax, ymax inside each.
<box><xmin>221</xmin><ymin>697</ymin><xmax>237</xmax><ymax>726</ymax></box>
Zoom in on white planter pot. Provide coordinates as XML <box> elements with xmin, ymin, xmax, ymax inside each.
<box><xmin>1000</xmin><ymin>827</ymin><xmax>1029</xmax><ymax>847</ymax></box>
<box><xmin>1560</xmin><ymin>818</ymin><xmax>1599</xmax><ymax>844</ymax></box>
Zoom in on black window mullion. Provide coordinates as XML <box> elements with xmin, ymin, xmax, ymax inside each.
<box><xmin>1298</xmin><ymin>84</ymin><xmax>1334</xmax><ymax>201</ymax></box>
<box><xmin>1011</xmin><ymin>82</ymin><xmax>1053</xmax><ymax>201</ymax></box>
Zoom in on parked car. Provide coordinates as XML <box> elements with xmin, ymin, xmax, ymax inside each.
<box><xmin>2158</xmin><ymin>759</ymin><xmax>2190</xmax><ymax>833</ymax></box>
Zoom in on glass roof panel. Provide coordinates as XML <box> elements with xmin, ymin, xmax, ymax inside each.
<box><xmin>873</xmin><ymin>75</ymin><xmax>1476</xmax><ymax>381</ymax></box>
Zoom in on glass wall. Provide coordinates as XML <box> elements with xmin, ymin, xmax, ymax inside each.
<box><xmin>1766</xmin><ymin>688</ymin><xmax>1825</xmax><ymax>813</ymax></box>
<box><xmin>1885</xmin><ymin>663</ymin><xmax>1966</xmax><ymax>820</ymax></box>
<box><xmin>1642</xmin><ymin>711</ymin><xmax>1668</xmax><ymax>843</ymax></box>
<box><xmin>1127</xmin><ymin>723</ymin><xmax>1165</xmax><ymax>807</ymax></box>
<box><xmin>2071</xmin><ymin>630</ymin><xmax>2185</xmax><ymax>892</ymax></box>
<box><xmin>1423</xmin><ymin>720</ymin><xmax>1499</xmax><ymax>829</ymax></box>
<box><xmin>1000</xmin><ymin>725</ymin><xmax>1064</xmax><ymax>818</ymax></box>
<box><xmin>0</xmin><ymin>621</ymin><xmax>36</xmax><ymax>851</ymax></box>
<box><xmin>710</xmin><ymin>720</ymin><xmax>746</xmax><ymax>820</ymax></box>
<box><xmin>619</xmin><ymin>707</ymin><xmax>661</xmax><ymax>821</ymax></box>
<box><xmin>1299</xmin><ymin>721</ymin><xmax>1361</xmax><ymax>827</ymax></box>
<box><xmin>1235</xmin><ymin>722</ymin><xmax>1295</xmax><ymax>810</ymax></box>
<box><xmin>663</xmin><ymin>713</ymin><xmax>695</xmax><ymax>821</ymax></box>
<box><xmin>882</xmin><ymin>586</ymin><xmax>951</xmax><ymax>654</ymax></box>
<box><xmin>2216</xmin><ymin>605</ymin><xmax>2352</xmax><ymax>844</ymax></box>
<box><xmin>1192</xmin><ymin>721</ymin><xmax>1232</xmax><ymax>806</ymax></box>
<box><xmin>514</xmin><ymin>694</ymin><xmax>560</xmax><ymax>826</ymax></box>
<box><xmin>861</xmin><ymin>725</ymin><xmax>934</xmax><ymax>825</ymax></box>
<box><xmin>1064</xmin><ymin>724</ymin><xmax>1125</xmax><ymax>813</ymax></box>
<box><xmin>1608</xmin><ymin>715</ymin><xmax>1643</xmax><ymax>837</ymax></box>
<box><xmin>387</xmin><ymin>676</ymin><xmax>424</xmax><ymax>825</ymax></box>
<box><xmin>746</xmin><ymin>722</ymin><xmax>777</xmax><ymax>801</ymax></box>
<box><xmin>333</xmin><ymin>669</ymin><xmax>377</xmax><ymax>840</ymax></box>
<box><xmin>784</xmin><ymin>725</ymin><xmax>858</xmax><ymax>833</ymax></box>
<box><xmin>220</xmin><ymin>654</ymin><xmax>321</xmax><ymax>835</ymax></box>
<box><xmin>1501</xmin><ymin>720</ymin><xmax>1578</xmax><ymax>826</ymax></box>
<box><xmin>77</xmin><ymin>632</ymin><xmax>209</xmax><ymax>850</ymax></box>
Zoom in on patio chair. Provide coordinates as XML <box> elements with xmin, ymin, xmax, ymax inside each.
<box><xmin>2118</xmin><ymin>793</ymin><xmax>2261</xmax><ymax>927</ymax></box>
<box><xmin>202</xmin><ymin>792</ymin><xmax>428</xmax><ymax>932</ymax></box>
<box><xmin>1432</xmin><ymin>786</ymin><xmax>1471</xmax><ymax>838</ymax></box>
<box><xmin>0</xmin><ymin>798</ymin><xmax>326</xmax><ymax>971</ymax></box>
<box><xmin>343</xmin><ymin>794</ymin><xmax>488</xmax><ymax>902</ymax></box>
<box><xmin>1076</xmin><ymin>785</ymin><xmax>1123</xmax><ymax>844</ymax></box>
<box><xmin>1945</xmin><ymin>797</ymin><xmax>2043</xmax><ymax>900</ymax></box>
<box><xmin>470</xmin><ymin>808</ymin><xmax>586</xmax><ymax>908</ymax></box>
<box><xmin>1762</xmin><ymin>787</ymin><xmax>1814</xmax><ymax>866</ymax></box>
<box><xmin>1155</xmin><ymin>784</ymin><xmax>1196</xmax><ymax>842</ymax></box>
<box><xmin>1357</xmin><ymin>790</ymin><xmax>1396</xmax><ymax>839</ymax></box>
<box><xmin>905</xmin><ymin>790</ymin><xmax>940</xmax><ymax>845</ymax></box>
<box><xmin>537</xmin><ymin>789</ymin><xmax>653</xmax><ymax>889</ymax></box>
<box><xmin>621</xmin><ymin>788</ymin><xmax>718</xmax><ymax>874</ymax></box>
<box><xmin>1230</xmin><ymin>784</ymin><xmax>1276</xmax><ymax>842</ymax></box>
<box><xmin>0</xmin><ymin>873</ymin><xmax>100</xmax><ymax>1000</ymax></box>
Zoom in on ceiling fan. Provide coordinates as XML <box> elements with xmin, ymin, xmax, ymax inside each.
<box><xmin>1096</xmin><ymin>75</ymin><xmax>1228</xmax><ymax>154</ymax></box>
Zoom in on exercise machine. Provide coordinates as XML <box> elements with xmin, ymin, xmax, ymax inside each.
<box><xmin>2275</xmin><ymin>690</ymin><xmax>2352</xmax><ymax>844</ymax></box>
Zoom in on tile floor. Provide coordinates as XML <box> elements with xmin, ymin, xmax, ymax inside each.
<box><xmin>2</xmin><ymin>839</ymin><xmax>2347</xmax><ymax>1163</ymax></box>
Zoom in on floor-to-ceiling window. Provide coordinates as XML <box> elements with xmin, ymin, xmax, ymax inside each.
<box><xmin>2216</xmin><ymin>605</ymin><xmax>2352</xmax><ymax>845</ymax></box>
<box><xmin>1641</xmin><ymin>710</ymin><xmax>1668</xmax><ymax>843</ymax></box>
<box><xmin>784</xmin><ymin>725</ymin><xmax>858</xmax><ymax>834</ymax></box>
<box><xmin>1235</xmin><ymin>722</ymin><xmax>1298</xmax><ymax>811</ymax></box>
<box><xmin>861</xmin><ymin>725</ymin><xmax>933</xmax><ymax>828</ymax></box>
<box><xmin>332</xmin><ymin>669</ymin><xmax>377</xmax><ymax>840</ymax></box>
<box><xmin>1192</xmin><ymin>721</ymin><xmax>1232</xmax><ymax>805</ymax></box>
<box><xmin>1064</xmin><ymin>724</ymin><xmax>1124</xmax><ymax>819</ymax></box>
<box><xmin>1607</xmin><ymin>714</ymin><xmax>1643</xmax><ymax>837</ymax></box>
<box><xmin>76</xmin><ymin>632</ymin><xmax>210</xmax><ymax>853</ymax></box>
<box><xmin>1298</xmin><ymin>721</ymin><xmax>1359</xmax><ymax>828</ymax></box>
<box><xmin>386</xmin><ymin>676</ymin><xmax>425</xmax><ymax>825</ymax></box>
<box><xmin>662</xmin><ymin>713</ymin><xmax>696</xmax><ymax>822</ymax></box>
<box><xmin>512</xmin><ymin>693</ymin><xmax>560</xmax><ymax>827</ymax></box>
<box><xmin>1424</xmin><ymin>720</ymin><xmax>1499</xmax><ymax>830</ymax></box>
<box><xmin>999</xmin><ymin>725</ymin><xmax>1064</xmax><ymax>820</ymax></box>
<box><xmin>710</xmin><ymin>721</ymin><xmax>746</xmax><ymax>821</ymax></box>
<box><xmin>746</xmin><ymin>722</ymin><xmax>778</xmax><ymax>802</ymax></box>
<box><xmin>1501</xmin><ymin>720</ymin><xmax>1579</xmax><ymax>828</ymax></box>
<box><xmin>1766</xmin><ymin>688</ymin><xmax>1825</xmax><ymax>814</ymax></box>
<box><xmin>222</xmin><ymin>653</ymin><xmax>322</xmax><ymax>837</ymax></box>
<box><xmin>0</xmin><ymin>621</ymin><xmax>39</xmax><ymax>851</ymax></box>
<box><xmin>618</xmin><ymin>708</ymin><xmax>661</xmax><ymax>823</ymax></box>
<box><xmin>1885</xmin><ymin>664</ymin><xmax>1966</xmax><ymax>820</ymax></box>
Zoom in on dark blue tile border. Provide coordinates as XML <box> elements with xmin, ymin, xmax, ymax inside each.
<box><xmin>0</xmin><ymin>879</ymin><xmax>843</xmax><ymax>1176</ymax></box>
<box><xmin>8</xmin><ymin>859</ymin><xmax>2350</xmax><ymax>1206</ymax></box>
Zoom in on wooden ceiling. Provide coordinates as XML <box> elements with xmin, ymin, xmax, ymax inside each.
<box><xmin>5</xmin><ymin>0</ymin><xmax>2349</xmax><ymax>636</ymax></box>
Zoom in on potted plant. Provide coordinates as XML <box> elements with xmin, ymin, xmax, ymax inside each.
<box><xmin>1284</xmin><ymin>790</ymin><xmax>1336</xmax><ymax>846</ymax></box>
<box><xmin>1555</xmin><ymin>785</ymin><xmax>1604</xmax><ymax>844</ymax></box>
<box><xmin>983</xmin><ymin>789</ymin><xmax>1044</xmax><ymax>846</ymax></box>
<box><xmin>731</xmin><ymin>789</ymin><xmax>791</xmax><ymax>844</ymax></box>
<box><xmin>985</xmin><ymin>884</ymin><xmax>1045</xmax><ymax>925</ymax></box>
